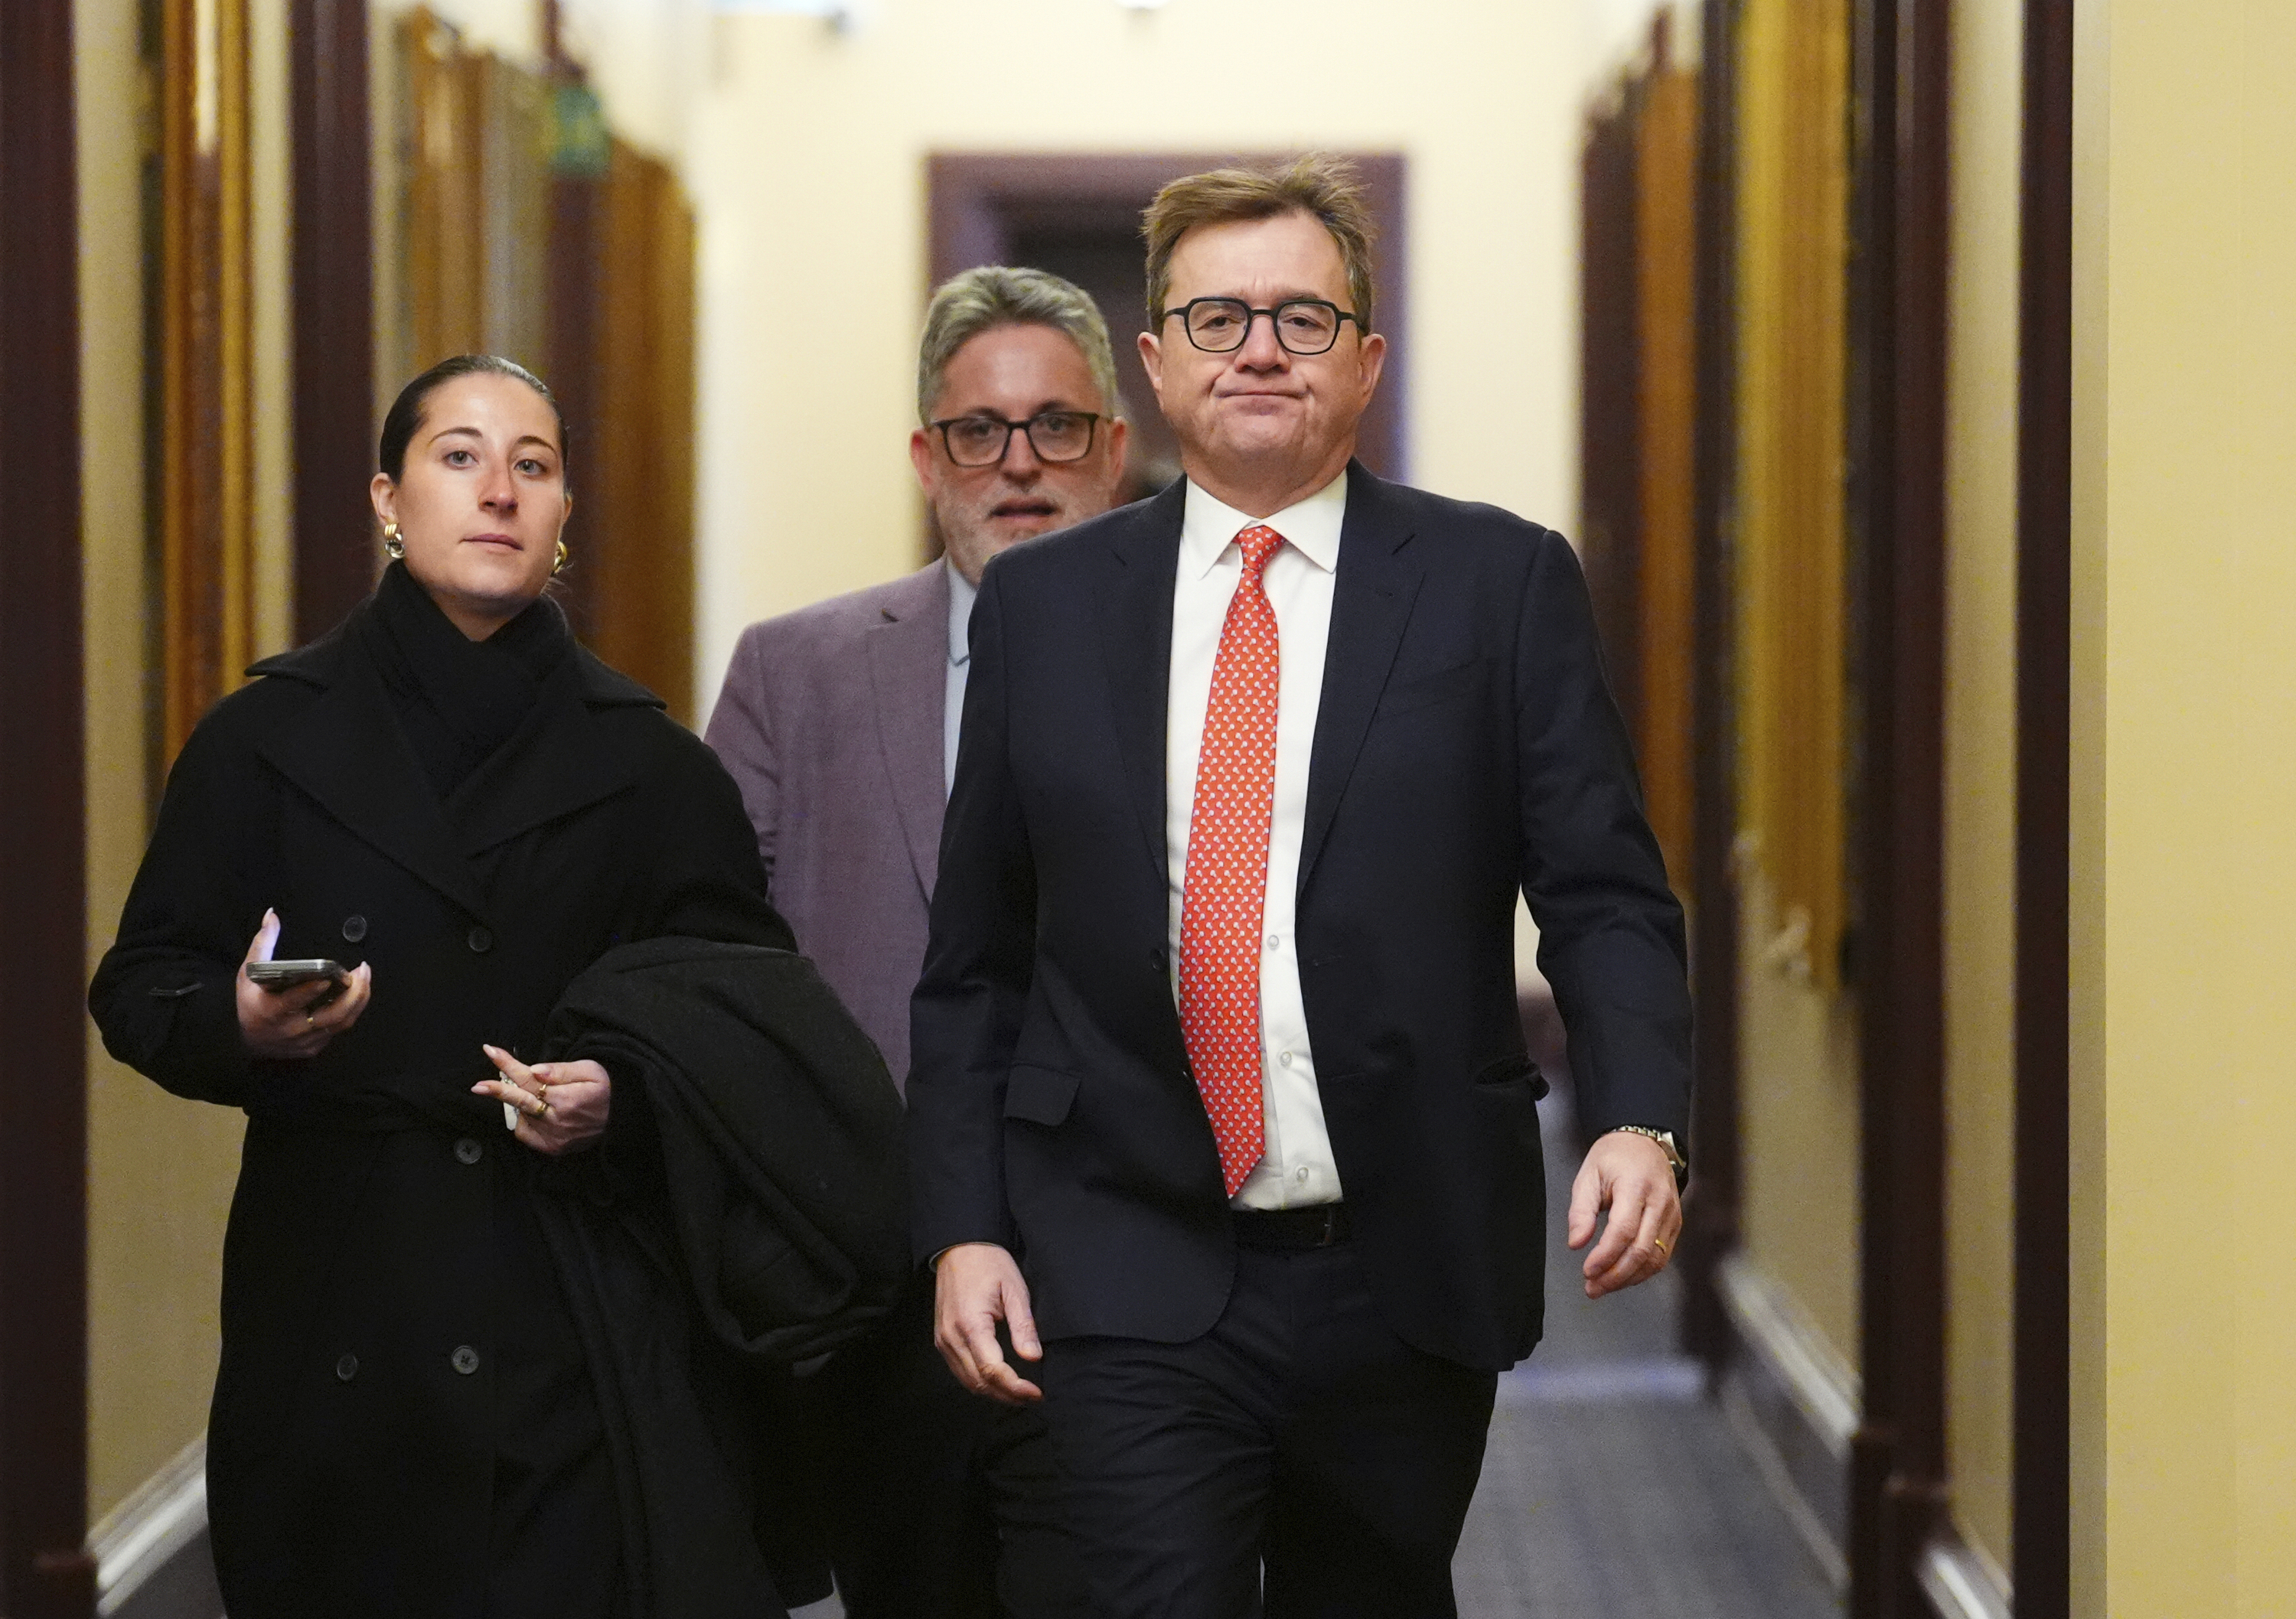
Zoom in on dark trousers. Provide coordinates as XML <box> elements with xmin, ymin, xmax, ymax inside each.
<box><xmin>1037</xmin><ymin>1239</ymin><xmax>1498</xmax><ymax>1619</ymax></box>
<box><xmin>791</xmin><ymin>1271</ymin><xmax>1085</xmax><ymax>1618</ymax></box>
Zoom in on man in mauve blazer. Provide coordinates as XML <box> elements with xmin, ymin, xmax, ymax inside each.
<box><xmin>708</xmin><ymin>267</ymin><xmax>1129</xmax><ymax>1617</ymax></box>
<box><xmin>912</xmin><ymin>160</ymin><xmax>1694</xmax><ymax>1617</ymax></box>
<box><xmin>709</xmin><ymin>559</ymin><xmax>948</xmax><ymax>1086</ymax></box>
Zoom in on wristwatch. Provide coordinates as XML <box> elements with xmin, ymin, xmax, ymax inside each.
<box><xmin>1608</xmin><ymin>1125</ymin><xmax>1688</xmax><ymax>1188</ymax></box>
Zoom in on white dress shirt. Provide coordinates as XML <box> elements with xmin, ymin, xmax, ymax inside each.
<box><xmin>945</xmin><ymin>559</ymin><xmax>977</xmax><ymax>796</ymax></box>
<box><xmin>1166</xmin><ymin>473</ymin><xmax>1348</xmax><ymax>1211</ymax></box>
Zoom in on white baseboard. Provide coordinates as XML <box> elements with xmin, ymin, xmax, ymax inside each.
<box><xmin>1712</xmin><ymin>1251</ymin><xmax>1861</xmax><ymax>1588</ymax></box>
<box><xmin>86</xmin><ymin>1436</ymin><xmax>221</xmax><ymax>1619</ymax></box>
<box><xmin>1919</xmin><ymin>1528</ymin><xmax>2013</xmax><ymax>1619</ymax></box>
<box><xmin>1714</xmin><ymin>1251</ymin><xmax>1859</xmax><ymax>1451</ymax></box>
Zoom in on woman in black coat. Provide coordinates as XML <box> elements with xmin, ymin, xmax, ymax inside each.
<box><xmin>90</xmin><ymin>355</ymin><xmax>800</xmax><ymax>1619</ymax></box>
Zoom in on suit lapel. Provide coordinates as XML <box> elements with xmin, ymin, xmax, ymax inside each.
<box><xmin>256</xmin><ymin>650</ymin><xmax>493</xmax><ymax>919</ymax></box>
<box><xmin>1097</xmin><ymin>480</ymin><xmax>1187</xmax><ymax>891</ymax></box>
<box><xmin>867</xmin><ymin>563</ymin><xmax>952</xmax><ymax>898</ymax></box>
<box><xmin>451</xmin><ymin>654</ymin><xmax>641</xmax><ymax>858</ymax></box>
<box><xmin>1299</xmin><ymin>464</ymin><xmax>1424</xmax><ymax>896</ymax></box>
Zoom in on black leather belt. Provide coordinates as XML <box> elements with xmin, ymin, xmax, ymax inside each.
<box><xmin>1232</xmin><ymin>1201</ymin><xmax>1351</xmax><ymax>1250</ymax></box>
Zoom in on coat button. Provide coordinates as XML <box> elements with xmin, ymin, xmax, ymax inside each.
<box><xmin>466</xmin><ymin>927</ymin><xmax>493</xmax><ymax>954</ymax></box>
<box><xmin>452</xmin><ymin>1345</ymin><xmax>481</xmax><ymax>1376</ymax></box>
<box><xmin>335</xmin><ymin>1353</ymin><xmax>358</xmax><ymax>1382</ymax></box>
<box><xmin>341</xmin><ymin>914</ymin><xmax>368</xmax><ymax>943</ymax></box>
<box><xmin>454</xmin><ymin>1137</ymin><xmax>482</xmax><ymax>1165</ymax></box>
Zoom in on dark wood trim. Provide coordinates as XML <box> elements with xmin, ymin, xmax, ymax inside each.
<box><xmin>2014</xmin><ymin>0</ymin><xmax>2075</xmax><ymax>1612</ymax></box>
<box><xmin>1578</xmin><ymin>87</ymin><xmax>1645</xmax><ymax>741</ymax></box>
<box><xmin>1679</xmin><ymin>0</ymin><xmax>1746</xmax><ymax>1376</ymax></box>
<box><xmin>925</xmin><ymin>151</ymin><xmax>1409</xmax><ymax>484</ymax></box>
<box><xmin>1848</xmin><ymin>0</ymin><xmax>1954</xmax><ymax>1612</ymax></box>
<box><xmin>0</xmin><ymin>0</ymin><xmax>96</xmax><ymax>1609</ymax></box>
<box><xmin>290</xmin><ymin>0</ymin><xmax>377</xmax><ymax>643</ymax></box>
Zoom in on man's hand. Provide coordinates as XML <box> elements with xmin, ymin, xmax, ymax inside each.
<box><xmin>933</xmin><ymin>1243</ymin><xmax>1043</xmax><ymax>1406</ymax></box>
<box><xmin>1567</xmin><ymin>1130</ymin><xmax>1683</xmax><ymax>1298</ymax></box>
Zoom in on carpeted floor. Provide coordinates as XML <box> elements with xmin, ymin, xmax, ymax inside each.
<box><xmin>797</xmin><ymin>1090</ymin><xmax>1841</xmax><ymax>1619</ymax></box>
<box><xmin>1448</xmin><ymin>1091</ymin><xmax>1841</xmax><ymax>1618</ymax></box>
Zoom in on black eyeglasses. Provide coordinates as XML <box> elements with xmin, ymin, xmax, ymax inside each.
<box><xmin>931</xmin><ymin>410</ymin><xmax>1104</xmax><ymax>467</ymax></box>
<box><xmin>1159</xmin><ymin>297</ymin><xmax>1365</xmax><ymax>356</ymax></box>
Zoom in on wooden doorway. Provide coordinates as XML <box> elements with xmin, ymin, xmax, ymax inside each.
<box><xmin>0</xmin><ymin>0</ymin><xmax>97</xmax><ymax>1609</ymax></box>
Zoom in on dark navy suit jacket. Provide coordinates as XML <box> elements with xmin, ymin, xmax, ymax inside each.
<box><xmin>908</xmin><ymin>463</ymin><xmax>1691</xmax><ymax>1373</ymax></box>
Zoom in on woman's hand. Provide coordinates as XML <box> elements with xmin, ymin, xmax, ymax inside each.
<box><xmin>473</xmin><ymin>1044</ymin><xmax>611</xmax><ymax>1155</ymax></box>
<box><xmin>236</xmin><ymin>909</ymin><xmax>373</xmax><ymax>1060</ymax></box>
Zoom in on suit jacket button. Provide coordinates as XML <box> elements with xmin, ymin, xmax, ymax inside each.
<box><xmin>341</xmin><ymin>914</ymin><xmax>368</xmax><ymax>943</ymax></box>
<box><xmin>452</xmin><ymin>1345</ymin><xmax>481</xmax><ymax>1376</ymax></box>
<box><xmin>454</xmin><ymin>1137</ymin><xmax>483</xmax><ymax>1165</ymax></box>
<box><xmin>335</xmin><ymin>1353</ymin><xmax>358</xmax><ymax>1383</ymax></box>
<box><xmin>466</xmin><ymin>927</ymin><xmax>493</xmax><ymax>954</ymax></box>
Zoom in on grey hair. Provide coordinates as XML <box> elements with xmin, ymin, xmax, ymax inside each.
<box><xmin>916</xmin><ymin>265</ymin><xmax>1124</xmax><ymax>425</ymax></box>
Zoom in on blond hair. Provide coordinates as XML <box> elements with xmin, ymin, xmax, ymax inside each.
<box><xmin>1141</xmin><ymin>154</ymin><xmax>1378</xmax><ymax>334</ymax></box>
<box><xmin>916</xmin><ymin>265</ymin><xmax>1123</xmax><ymax>425</ymax></box>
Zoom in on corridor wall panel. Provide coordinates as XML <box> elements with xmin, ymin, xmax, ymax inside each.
<box><xmin>2074</xmin><ymin>0</ymin><xmax>2296</xmax><ymax>1610</ymax></box>
<box><xmin>1733</xmin><ymin>0</ymin><xmax>1851</xmax><ymax>998</ymax></box>
<box><xmin>1941</xmin><ymin>0</ymin><xmax>2024</xmax><ymax>1585</ymax></box>
<box><xmin>1726</xmin><ymin>0</ymin><xmax>1863</xmax><ymax>1387</ymax></box>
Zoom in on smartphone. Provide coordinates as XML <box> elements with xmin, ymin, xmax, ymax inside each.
<box><xmin>247</xmin><ymin>959</ymin><xmax>347</xmax><ymax>991</ymax></box>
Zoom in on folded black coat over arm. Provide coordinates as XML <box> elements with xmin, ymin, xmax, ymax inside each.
<box><xmin>528</xmin><ymin>937</ymin><xmax>908</xmax><ymax>1617</ymax></box>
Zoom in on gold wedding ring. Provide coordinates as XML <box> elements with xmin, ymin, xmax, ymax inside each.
<box><xmin>1653</xmin><ymin>1237</ymin><xmax>1670</xmax><ymax>1256</ymax></box>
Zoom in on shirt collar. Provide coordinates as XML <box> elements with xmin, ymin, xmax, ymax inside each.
<box><xmin>1178</xmin><ymin>468</ymin><xmax>1349</xmax><ymax>581</ymax></box>
<box><xmin>946</xmin><ymin>558</ymin><xmax>977</xmax><ymax>667</ymax></box>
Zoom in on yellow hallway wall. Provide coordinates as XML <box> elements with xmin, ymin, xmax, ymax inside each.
<box><xmin>77</xmin><ymin>0</ymin><xmax>295</xmax><ymax>1520</ymax></box>
<box><xmin>686</xmin><ymin>0</ymin><xmax>1587</xmax><ymax>708</ymax></box>
<box><xmin>1941</xmin><ymin>0</ymin><xmax>2019</xmax><ymax>1580</ymax></box>
<box><xmin>2076</xmin><ymin>0</ymin><xmax>2296</xmax><ymax>1611</ymax></box>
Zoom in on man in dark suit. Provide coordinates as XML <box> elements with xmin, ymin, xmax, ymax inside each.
<box><xmin>911</xmin><ymin>157</ymin><xmax>1694</xmax><ymax>1617</ymax></box>
<box><xmin>706</xmin><ymin>266</ymin><xmax>1127</xmax><ymax>1616</ymax></box>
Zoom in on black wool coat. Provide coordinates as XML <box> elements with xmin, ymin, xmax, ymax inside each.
<box><xmin>89</xmin><ymin>598</ymin><xmax>814</xmax><ymax>1619</ymax></box>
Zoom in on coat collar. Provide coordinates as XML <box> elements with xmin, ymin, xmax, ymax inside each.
<box><xmin>1299</xmin><ymin>462</ymin><xmax>1423</xmax><ymax>895</ymax></box>
<box><xmin>1090</xmin><ymin>464</ymin><xmax>1420</xmax><ymax>901</ymax></box>
<box><xmin>1094</xmin><ymin>476</ymin><xmax>1189</xmax><ymax>891</ymax></box>
<box><xmin>247</xmin><ymin>601</ymin><xmax>656</xmax><ymax>919</ymax></box>
<box><xmin>864</xmin><ymin>562</ymin><xmax>951</xmax><ymax>899</ymax></box>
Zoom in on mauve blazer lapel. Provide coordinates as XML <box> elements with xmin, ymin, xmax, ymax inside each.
<box><xmin>1300</xmin><ymin>462</ymin><xmax>1424</xmax><ymax>896</ymax></box>
<box><xmin>866</xmin><ymin>562</ymin><xmax>951</xmax><ymax>898</ymax></box>
<box><xmin>1096</xmin><ymin>480</ymin><xmax>1187</xmax><ymax>892</ymax></box>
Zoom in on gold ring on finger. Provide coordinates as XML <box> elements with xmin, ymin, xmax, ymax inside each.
<box><xmin>1654</xmin><ymin>1237</ymin><xmax>1670</xmax><ymax>1256</ymax></box>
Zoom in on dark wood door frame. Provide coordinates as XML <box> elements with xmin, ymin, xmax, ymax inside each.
<box><xmin>290</xmin><ymin>0</ymin><xmax>377</xmax><ymax>643</ymax></box>
<box><xmin>926</xmin><ymin>151</ymin><xmax>1410</xmax><ymax>484</ymax></box>
<box><xmin>2014</xmin><ymin>0</ymin><xmax>2075</xmax><ymax>1611</ymax></box>
<box><xmin>1681</xmin><ymin>0</ymin><xmax>1746</xmax><ymax>1376</ymax></box>
<box><xmin>0</xmin><ymin>0</ymin><xmax>97</xmax><ymax>1609</ymax></box>
<box><xmin>1846</xmin><ymin>0</ymin><xmax>1952</xmax><ymax>1611</ymax></box>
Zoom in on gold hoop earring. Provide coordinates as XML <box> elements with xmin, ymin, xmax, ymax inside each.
<box><xmin>382</xmin><ymin>521</ymin><xmax>405</xmax><ymax>561</ymax></box>
<box><xmin>552</xmin><ymin>540</ymin><xmax>569</xmax><ymax>576</ymax></box>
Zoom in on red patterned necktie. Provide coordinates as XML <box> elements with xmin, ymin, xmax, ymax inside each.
<box><xmin>1180</xmin><ymin>523</ymin><xmax>1285</xmax><ymax>1197</ymax></box>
